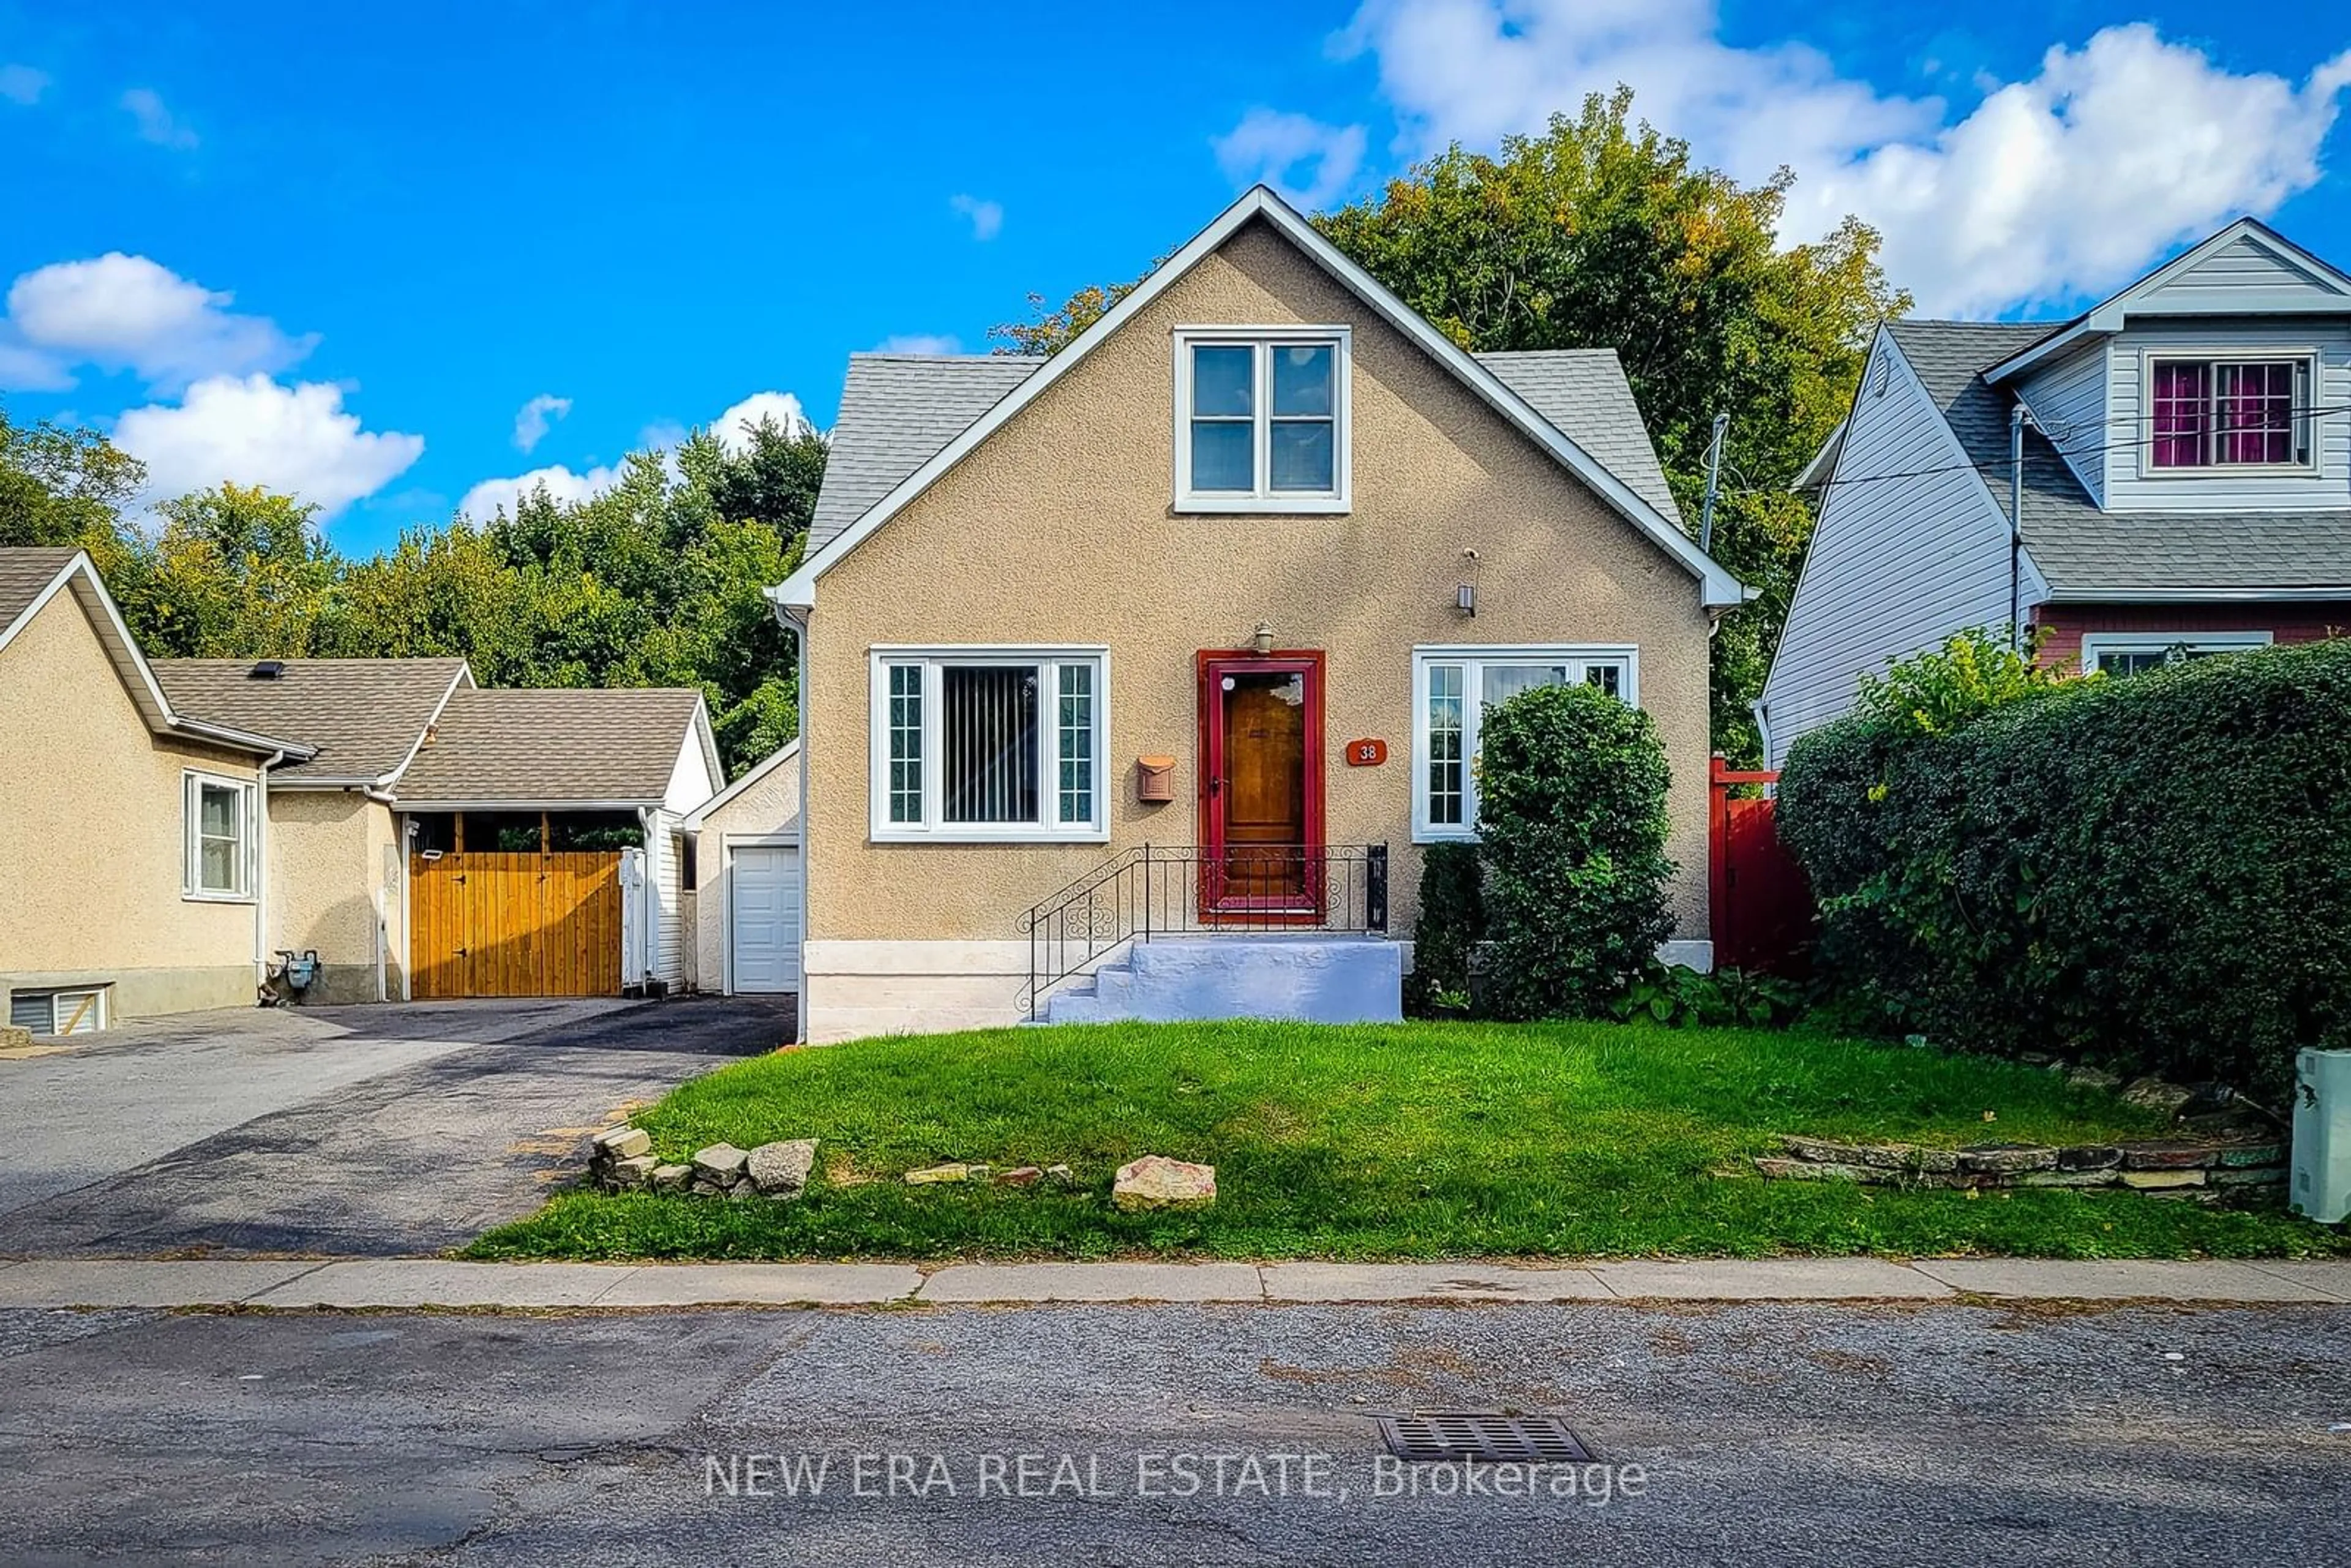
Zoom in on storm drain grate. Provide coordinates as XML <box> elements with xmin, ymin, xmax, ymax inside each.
<box><xmin>1375</xmin><ymin>1412</ymin><xmax>1594</xmax><ymax>1464</ymax></box>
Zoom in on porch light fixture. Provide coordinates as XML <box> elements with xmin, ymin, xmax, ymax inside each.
<box><xmin>1250</xmin><ymin>622</ymin><xmax>1275</xmax><ymax>656</ymax></box>
<box><xmin>1456</xmin><ymin>548</ymin><xmax>1480</xmax><ymax>617</ymax></box>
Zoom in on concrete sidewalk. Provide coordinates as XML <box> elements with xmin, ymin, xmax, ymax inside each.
<box><xmin>0</xmin><ymin>1255</ymin><xmax>2344</xmax><ymax>1310</ymax></box>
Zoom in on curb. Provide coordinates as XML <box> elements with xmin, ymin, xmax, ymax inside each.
<box><xmin>0</xmin><ymin>1256</ymin><xmax>2344</xmax><ymax>1311</ymax></box>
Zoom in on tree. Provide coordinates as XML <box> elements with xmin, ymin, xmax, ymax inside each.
<box><xmin>0</xmin><ymin>407</ymin><xmax>146</xmax><ymax>551</ymax></box>
<box><xmin>116</xmin><ymin>484</ymin><xmax>337</xmax><ymax>658</ymax></box>
<box><xmin>996</xmin><ymin>89</ymin><xmax>1908</xmax><ymax>759</ymax></box>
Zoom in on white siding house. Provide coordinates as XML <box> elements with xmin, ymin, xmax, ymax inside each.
<box><xmin>1763</xmin><ymin>216</ymin><xmax>2351</xmax><ymax>770</ymax></box>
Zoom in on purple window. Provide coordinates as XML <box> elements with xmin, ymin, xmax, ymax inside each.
<box><xmin>2150</xmin><ymin>360</ymin><xmax>2210</xmax><ymax>468</ymax></box>
<box><xmin>2150</xmin><ymin>358</ymin><xmax>2304</xmax><ymax>468</ymax></box>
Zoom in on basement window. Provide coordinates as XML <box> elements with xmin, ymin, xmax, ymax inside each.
<box><xmin>9</xmin><ymin>987</ymin><xmax>108</xmax><ymax>1036</ymax></box>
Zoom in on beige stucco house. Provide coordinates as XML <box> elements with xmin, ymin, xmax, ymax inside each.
<box><xmin>1</xmin><ymin>549</ymin><xmax>310</xmax><ymax>1029</ymax></box>
<box><xmin>1</xmin><ymin>547</ymin><xmax>722</xmax><ymax>1027</ymax></box>
<box><xmin>768</xmin><ymin>187</ymin><xmax>1745</xmax><ymax>1043</ymax></box>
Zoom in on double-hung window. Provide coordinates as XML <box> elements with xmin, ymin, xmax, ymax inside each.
<box><xmin>182</xmin><ymin>771</ymin><xmax>255</xmax><ymax>900</ymax></box>
<box><xmin>1412</xmin><ymin>647</ymin><xmax>1638</xmax><ymax>841</ymax></box>
<box><xmin>2148</xmin><ymin>356</ymin><xmax>2314</xmax><ymax>469</ymax></box>
<box><xmin>1174</xmin><ymin>328</ymin><xmax>1350</xmax><ymax>511</ymax></box>
<box><xmin>871</xmin><ymin>648</ymin><xmax>1108</xmax><ymax>841</ymax></box>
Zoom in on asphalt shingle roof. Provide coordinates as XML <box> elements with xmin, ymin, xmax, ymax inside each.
<box><xmin>808</xmin><ymin>354</ymin><xmax>1043</xmax><ymax>550</ymax></box>
<box><xmin>0</xmin><ymin>547</ymin><xmax>81</xmax><ymax>629</ymax></box>
<box><xmin>805</xmin><ymin>346</ymin><xmax>1684</xmax><ymax>548</ymax></box>
<box><xmin>394</xmin><ymin>686</ymin><xmax>707</xmax><ymax>807</ymax></box>
<box><xmin>1887</xmin><ymin>319</ymin><xmax>2351</xmax><ymax>593</ymax></box>
<box><xmin>1472</xmin><ymin>350</ymin><xmax>1681</xmax><ymax>520</ymax></box>
<box><xmin>152</xmin><ymin>658</ymin><xmax>470</xmax><ymax>783</ymax></box>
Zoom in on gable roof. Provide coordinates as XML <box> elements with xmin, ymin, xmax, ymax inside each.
<box><xmin>1985</xmin><ymin>217</ymin><xmax>2351</xmax><ymax>385</ymax></box>
<box><xmin>1472</xmin><ymin>350</ymin><xmax>1681</xmax><ymax>520</ymax></box>
<box><xmin>1884</xmin><ymin>320</ymin><xmax>2351</xmax><ymax>596</ymax></box>
<box><xmin>0</xmin><ymin>547</ymin><xmax>313</xmax><ymax>759</ymax></box>
<box><xmin>809</xmin><ymin>356</ymin><xmax>1043</xmax><ymax>552</ymax></box>
<box><xmin>152</xmin><ymin>658</ymin><xmax>472</xmax><ymax>787</ymax></box>
<box><xmin>683</xmin><ymin>737</ymin><xmax>799</xmax><ymax>831</ymax></box>
<box><xmin>776</xmin><ymin>186</ymin><xmax>1743</xmax><ymax>611</ymax></box>
<box><xmin>809</xmin><ymin>346</ymin><xmax>1685</xmax><ymax>557</ymax></box>
<box><xmin>393</xmin><ymin>686</ymin><xmax>716</xmax><ymax>809</ymax></box>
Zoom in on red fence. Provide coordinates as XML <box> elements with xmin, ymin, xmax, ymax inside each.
<box><xmin>1708</xmin><ymin>756</ymin><xmax>1815</xmax><ymax>977</ymax></box>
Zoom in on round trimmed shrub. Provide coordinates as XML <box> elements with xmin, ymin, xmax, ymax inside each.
<box><xmin>1474</xmin><ymin>681</ymin><xmax>1676</xmax><ymax>1020</ymax></box>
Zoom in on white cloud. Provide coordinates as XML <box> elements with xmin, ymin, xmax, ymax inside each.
<box><xmin>120</xmin><ymin>86</ymin><xmax>197</xmax><ymax>150</ymax></box>
<box><xmin>459</xmin><ymin>390</ymin><xmax>816</xmax><ymax>519</ymax></box>
<box><xmin>458</xmin><ymin>459</ymin><xmax>631</xmax><ymax>522</ymax></box>
<box><xmin>114</xmin><ymin>375</ymin><xmax>424</xmax><ymax>520</ymax></box>
<box><xmin>1333</xmin><ymin>2</ymin><xmax>2351</xmax><ymax>314</ymax></box>
<box><xmin>950</xmin><ymin>193</ymin><xmax>1005</xmax><ymax>241</ymax></box>
<box><xmin>511</xmin><ymin>392</ymin><xmax>571</xmax><ymax>452</ymax></box>
<box><xmin>1213</xmin><ymin>108</ymin><xmax>1368</xmax><ymax>209</ymax></box>
<box><xmin>872</xmin><ymin>334</ymin><xmax>962</xmax><ymax>356</ymax></box>
<box><xmin>1</xmin><ymin>252</ymin><xmax>313</xmax><ymax>392</ymax></box>
<box><xmin>710</xmin><ymin>391</ymin><xmax>813</xmax><ymax>452</ymax></box>
<box><xmin>0</xmin><ymin>64</ymin><xmax>50</xmax><ymax>106</ymax></box>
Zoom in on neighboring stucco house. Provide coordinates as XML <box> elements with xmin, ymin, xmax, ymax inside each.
<box><xmin>1761</xmin><ymin>217</ymin><xmax>2351</xmax><ymax>768</ymax></box>
<box><xmin>1</xmin><ymin>549</ymin><xmax>312</xmax><ymax>1029</ymax></box>
<box><xmin>684</xmin><ymin>738</ymin><xmax>802</xmax><ymax>997</ymax></box>
<box><xmin>1</xmin><ymin>546</ymin><xmax>722</xmax><ymax>1024</ymax></box>
<box><xmin>768</xmin><ymin>186</ymin><xmax>1745</xmax><ymax>1043</ymax></box>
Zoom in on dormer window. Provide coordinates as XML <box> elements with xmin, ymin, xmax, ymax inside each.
<box><xmin>1173</xmin><ymin>327</ymin><xmax>1351</xmax><ymax>512</ymax></box>
<box><xmin>2149</xmin><ymin>356</ymin><xmax>2313</xmax><ymax>469</ymax></box>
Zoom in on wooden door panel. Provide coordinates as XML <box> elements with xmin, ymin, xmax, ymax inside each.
<box><xmin>1198</xmin><ymin>653</ymin><xmax>1325</xmax><ymax>916</ymax></box>
<box><xmin>408</xmin><ymin>852</ymin><xmax>624</xmax><ymax>999</ymax></box>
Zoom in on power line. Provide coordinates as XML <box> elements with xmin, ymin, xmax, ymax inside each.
<box><xmin>1779</xmin><ymin>404</ymin><xmax>2351</xmax><ymax>499</ymax></box>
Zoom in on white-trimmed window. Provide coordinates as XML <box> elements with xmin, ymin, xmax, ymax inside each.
<box><xmin>870</xmin><ymin>648</ymin><xmax>1108</xmax><ymax>841</ymax></box>
<box><xmin>1412</xmin><ymin>646</ymin><xmax>1639</xmax><ymax>841</ymax></box>
<box><xmin>2080</xmin><ymin>629</ymin><xmax>2272</xmax><ymax>677</ymax></box>
<box><xmin>2147</xmin><ymin>355</ymin><xmax>2315</xmax><ymax>470</ymax></box>
<box><xmin>182</xmin><ymin>771</ymin><xmax>255</xmax><ymax>900</ymax></box>
<box><xmin>1173</xmin><ymin>327</ymin><xmax>1351</xmax><ymax>512</ymax></box>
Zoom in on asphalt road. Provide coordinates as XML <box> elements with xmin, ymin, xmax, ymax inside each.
<box><xmin>0</xmin><ymin>996</ymin><xmax>790</xmax><ymax>1258</ymax></box>
<box><xmin>7</xmin><ymin>1298</ymin><xmax>2347</xmax><ymax>1566</ymax></box>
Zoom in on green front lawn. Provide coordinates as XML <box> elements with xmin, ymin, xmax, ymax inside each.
<box><xmin>468</xmin><ymin>1019</ymin><xmax>2349</xmax><ymax>1262</ymax></box>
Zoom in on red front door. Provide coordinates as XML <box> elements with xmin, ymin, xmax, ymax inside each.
<box><xmin>1198</xmin><ymin>651</ymin><xmax>1325</xmax><ymax>918</ymax></box>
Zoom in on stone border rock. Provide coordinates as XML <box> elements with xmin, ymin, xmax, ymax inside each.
<box><xmin>589</xmin><ymin>1127</ymin><xmax>818</xmax><ymax>1202</ymax></box>
<box><xmin>1757</xmin><ymin>1134</ymin><xmax>2287</xmax><ymax>1201</ymax></box>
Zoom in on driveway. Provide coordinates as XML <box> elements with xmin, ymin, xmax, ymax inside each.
<box><xmin>0</xmin><ymin>995</ymin><xmax>791</xmax><ymax>1259</ymax></box>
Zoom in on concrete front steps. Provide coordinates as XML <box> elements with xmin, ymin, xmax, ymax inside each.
<box><xmin>1041</xmin><ymin>936</ymin><xmax>1403</xmax><ymax>1026</ymax></box>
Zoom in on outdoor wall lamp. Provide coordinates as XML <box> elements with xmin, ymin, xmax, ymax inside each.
<box><xmin>1457</xmin><ymin>548</ymin><xmax>1480</xmax><ymax>617</ymax></box>
<box><xmin>1250</xmin><ymin>622</ymin><xmax>1275</xmax><ymax>656</ymax></box>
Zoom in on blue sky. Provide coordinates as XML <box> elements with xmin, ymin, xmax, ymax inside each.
<box><xmin>3</xmin><ymin>0</ymin><xmax>2349</xmax><ymax>552</ymax></box>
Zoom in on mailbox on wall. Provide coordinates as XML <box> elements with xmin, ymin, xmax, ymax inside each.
<box><xmin>1136</xmin><ymin>756</ymin><xmax>1176</xmax><ymax>803</ymax></box>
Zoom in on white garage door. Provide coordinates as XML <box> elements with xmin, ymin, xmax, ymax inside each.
<box><xmin>729</xmin><ymin>844</ymin><xmax>802</xmax><ymax>993</ymax></box>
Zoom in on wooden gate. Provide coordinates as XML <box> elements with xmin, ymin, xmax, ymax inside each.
<box><xmin>408</xmin><ymin>851</ymin><xmax>624</xmax><ymax>999</ymax></box>
<box><xmin>1709</xmin><ymin>757</ymin><xmax>1815</xmax><ymax>977</ymax></box>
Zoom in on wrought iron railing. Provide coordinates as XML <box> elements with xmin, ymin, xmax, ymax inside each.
<box><xmin>1019</xmin><ymin>842</ymin><xmax>1389</xmax><ymax>1020</ymax></box>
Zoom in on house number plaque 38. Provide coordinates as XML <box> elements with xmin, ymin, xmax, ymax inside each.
<box><xmin>1344</xmin><ymin>738</ymin><xmax>1388</xmax><ymax>767</ymax></box>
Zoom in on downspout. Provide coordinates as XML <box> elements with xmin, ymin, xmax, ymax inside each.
<box><xmin>252</xmin><ymin>751</ymin><xmax>288</xmax><ymax>993</ymax></box>
<box><xmin>774</xmin><ymin>596</ymin><xmax>811</xmax><ymax>1045</ymax></box>
<box><xmin>364</xmin><ymin>786</ymin><xmax>397</xmax><ymax>1002</ymax></box>
<box><xmin>2009</xmin><ymin>405</ymin><xmax>2028</xmax><ymax>653</ymax></box>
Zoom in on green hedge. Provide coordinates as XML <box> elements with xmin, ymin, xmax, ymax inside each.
<box><xmin>1475</xmin><ymin>681</ymin><xmax>1676</xmax><ymax>1021</ymax></box>
<box><xmin>1778</xmin><ymin>639</ymin><xmax>2351</xmax><ymax>1103</ymax></box>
